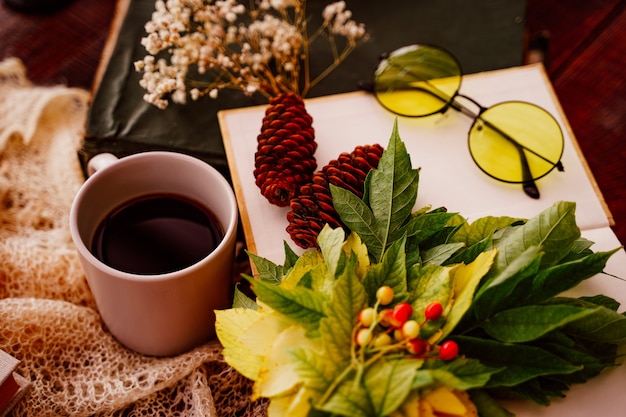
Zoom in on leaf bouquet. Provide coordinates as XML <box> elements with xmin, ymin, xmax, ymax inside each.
<box><xmin>216</xmin><ymin>121</ymin><xmax>626</xmax><ymax>417</ymax></box>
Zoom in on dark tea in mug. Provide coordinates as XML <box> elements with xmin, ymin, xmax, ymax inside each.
<box><xmin>91</xmin><ymin>193</ymin><xmax>224</xmax><ymax>275</ymax></box>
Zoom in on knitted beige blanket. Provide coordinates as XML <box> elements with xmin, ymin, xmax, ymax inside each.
<box><xmin>0</xmin><ymin>58</ymin><xmax>264</xmax><ymax>417</ymax></box>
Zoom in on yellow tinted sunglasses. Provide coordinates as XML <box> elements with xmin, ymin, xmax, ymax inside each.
<box><xmin>364</xmin><ymin>44</ymin><xmax>564</xmax><ymax>199</ymax></box>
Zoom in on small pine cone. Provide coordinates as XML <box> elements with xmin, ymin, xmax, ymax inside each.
<box><xmin>253</xmin><ymin>93</ymin><xmax>317</xmax><ymax>207</ymax></box>
<box><xmin>286</xmin><ymin>143</ymin><xmax>384</xmax><ymax>249</ymax></box>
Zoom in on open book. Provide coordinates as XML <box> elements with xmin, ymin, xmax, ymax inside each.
<box><xmin>219</xmin><ymin>63</ymin><xmax>626</xmax><ymax>416</ymax></box>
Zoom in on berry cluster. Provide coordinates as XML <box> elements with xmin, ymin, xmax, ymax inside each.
<box><xmin>354</xmin><ymin>286</ymin><xmax>459</xmax><ymax>361</ymax></box>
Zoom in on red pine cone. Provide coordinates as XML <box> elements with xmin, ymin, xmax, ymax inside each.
<box><xmin>286</xmin><ymin>143</ymin><xmax>384</xmax><ymax>249</ymax></box>
<box><xmin>253</xmin><ymin>93</ymin><xmax>317</xmax><ymax>207</ymax></box>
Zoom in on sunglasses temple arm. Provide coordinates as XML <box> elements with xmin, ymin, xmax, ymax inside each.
<box><xmin>517</xmin><ymin>145</ymin><xmax>541</xmax><ymax>199</ymax></box>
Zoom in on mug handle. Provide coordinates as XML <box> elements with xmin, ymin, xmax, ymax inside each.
<box><xmin>87</xmin><ymin>153</ymin><xmax>120</xmax><ymax>177</ymax></box>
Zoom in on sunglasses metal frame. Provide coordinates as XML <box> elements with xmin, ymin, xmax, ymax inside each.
<box><xmin>361</xmin><ymin>43</ymin><xmax>565</xmax><ymax>199</ymax></box>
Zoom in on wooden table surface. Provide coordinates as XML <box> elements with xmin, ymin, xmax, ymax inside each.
<box><xmin>1</xmin><ymin>0</ymin><xmax>624</xmax><ymax>247</ymax></box>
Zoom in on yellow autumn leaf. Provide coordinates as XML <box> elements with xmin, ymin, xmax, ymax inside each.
<box><xmin>423</xmin><ymin>386</ymin><xmax>467</xmax><ymax>415</ymax></box>
<box><xmin>343</xmin><ymin>231</ymin><xmax>370</xmax><ymax>278</ymax></box>
<box><xmin>452</xmin><ymin>249</ymin><xmax>497</xmax><ymax>294</ymax></box>
<box><xmin>280</xmin><ymin>250</ymin><xmax>324</xmax><ymax>290</ymax></box>
<box><xmin>267</xmin><ymin>385</ymin><xmax>318</xmax><ymax>417</ymax></box>
<box><xmin>215</xmin><ymin>308</ymin><xmax>265</xmax><ymax>380</ymax></box>
<box><xmin>253</xmin><ymin>324</ymin><xmax>313</xmax><ymax>399</ymax></box>
<box><xmin>439</xmin><ymin>249</ymin><xmax>497</xmax><ymax>339</ymax></box>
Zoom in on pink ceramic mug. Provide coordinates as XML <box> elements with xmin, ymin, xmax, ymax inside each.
<box><xmin>70</xmin><ymin>152</ymin><xmax>237</xmax><ymax>356</ymax></box>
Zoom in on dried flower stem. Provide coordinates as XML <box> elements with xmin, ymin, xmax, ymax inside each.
<box><xmin>135</xmin><ymin>0</ymin><xmax>367</xmax><ymax>108</ymax></box>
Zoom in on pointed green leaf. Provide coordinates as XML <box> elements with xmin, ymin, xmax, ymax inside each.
<box><xmin>470</xmin><ymin>246</ymin><xmax>543</xmax><ymax>322</ymax></box>
<box><xmin>548</xmin><ymin>297</ymin><xmax>626</xmax><ymax>343</ymax></box>
<box><xmin>421</xmin><ymin>242</ymin><xmax>465</xmax><ymax>265</ymax></box>
<box><xmin>322</xmin><ymin>379</ymin><xmax>371</xmax><ymax>417</ymax></box>
<box><xmin>454</xmin><ymin>336</ymin><xmax>582</xmax><ymax>387</ymax></box>
<box><xmin>480</xmin><ymin>304</ymin><xmax>596</xmax><ymax>343</ymax></box>
<box><xmin>367</xmin><ymin>120</ymin><xmax>419</xmax><ymax>250</ymax></box>
<box><xmin>423</xmin><ymin>357</ymin><xmax>503</xmax><ymax>390</ymax></box>
<box><xmin>451</xmin><ymin>215</ymin><xmax>523</xmax><ymax>246</ymax></box>
<box><xmin>363</xmin><ymin>236</ymin><xmax>409</xmax><ymax>305</ymax></box>
<box><xmin>402</xmin><ymin>211</ymin><xmax>457</xmax><ymax>245</ymax></box>
<box><xmin>319</xmin><ymin>258</ymin><xmax>368</xmax><ymax>366</ymax></box>
<box><xmin>232</xmin><ymin>283</ymin><xmax>257</xmax><ymax>309</ymax></box>
<box><xmin>364</xmin><ymin>358</ymin><xmax>421</xmax><ymax>416</ymax></box>
<box><xmin>470</xmin><ymin>390</ymin><xmax>516</xmax><ymax>417</ymax></box>
<box><xmin>288</xmin><ymin>347</ymin><xmax>338</xmax><ymax>392</ymax></box>
<box><xmin>248</xmin><ymin>251</ymin><xmax>284</xmax><ymax>284</ymax></box>
<box><xmin>493</xmin><ymin>201</ymin><xmax>580</xmax><ymax>271</ymax></box>
<box><xmin>407</xmin><ymin>263</ymin><xmax>453</xmax><ymax>316</ymax></box>
<box><xmin>283</xmin><ymin>241</ymin><xmax>300</xmax><ymax>269</ymax></box>
<box><xmin>249</xmin><ymin>277</ymin><xmax>327</xmax><ymax>335</ymax></box>
<box><xmin>525</xmin><ymin>248</ymin><xmax>619</xmax><ymax>304</ymax></box>
<box><xmin>331</xmin><ymin>184</ymin><xmax>384</xmax><ymax>261</ymax></box>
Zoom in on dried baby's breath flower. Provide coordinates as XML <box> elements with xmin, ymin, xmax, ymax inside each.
<box><xmin>135</xmin><ymin>0</ymin><xmax>367</xmax><ymax>107</ymax></box>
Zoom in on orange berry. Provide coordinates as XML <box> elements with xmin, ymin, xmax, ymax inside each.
<box><xmin>358</xmin><ymin>307</ymin><xmax>377</xmax><ymax>327</ymax></box>
<box><xmin>376</xmin><ymin>286</ymin><xmax>394</xmax><ymax>305</ymax></box>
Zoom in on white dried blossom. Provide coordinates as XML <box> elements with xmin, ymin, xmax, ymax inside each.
<box><xmin>135</xmin><ymin>0</ymin><xmax>367</xmax><ymax>107</ymax></box>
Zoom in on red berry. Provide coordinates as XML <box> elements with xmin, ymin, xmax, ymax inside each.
<box><xmin>406</xmin><ymin>338</ymin><xmax>428</xmax><ymax>355</ymax></box>
<box><xmin>424</xmin><ymin>301</ymin><xmax>443</xmax><ymax>321</ymax></box>
<box><xmin>378</xmin><ymin>309</ymin><xmax>394</xmax><ymax>327</ymax></box>
<box><xmin>392</xmin><ymin>302</ymin><xmax>413</xmax><ymax>327</ymax></box>
<box><xmin>439</xmin><ymin>340</ymin><xmax>459</xmax><ymax>360</ymax></box>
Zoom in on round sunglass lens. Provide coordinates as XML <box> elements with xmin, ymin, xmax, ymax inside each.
<box><xmin>373</xmin><ymin>44</ymin><xmax>462</xmax><ymax>117</ymax></box>
<box><xmin>467</xmin><ymin>102</ymin><xmax>564</xmax><ymax>183</ymax></box>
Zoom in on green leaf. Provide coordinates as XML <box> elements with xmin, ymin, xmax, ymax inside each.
<box><xmin>548</xmin><ymin>297</ymin><xmax>626</xmax><ymax>343</ymax></box>
<box><xmin>493</xmin><ymin>201</ymin><xmax>580</xmax><ymax>272</ymax></box>
<box><xmin>480</xmin><ymin>304</ymin><xmax>596</xmax><ymax>343</ymax></box>
<box><xmin>469</xmin><ymin>390</ymin><xmax>516</xmax><ymax>417</ymax></box>
<box><xmin>288</xmin><ymin>347</ymin><xmax>337</xmax><ymax>392</ymax></box>
<box><xmin>366</xmin><ymin>119</ymin><xmax>419</xmax><ymax>250</ymax></box>
<box><xmin>332</xmin><ymin>120</ymin><xmax>419</xmax><ymax>263</ymax></box>
<box><xmin>248</xmin><ymin>251</ymin><xmax>284</xmax><ymax>284</ymax></box>
<box><xmin>364</xmin><ymin>358</ymin><xmax>420</xmax><ymax>416</ymax></box>
<box><xmin>283</xmin><ymin>241</ymin><xmax>300</xmax><ymax>270</ymax></box>
<box><xmin>319</xmin><ymin>258</ymin><xmax>368</xmax><ymax>366</ymax></box>
<box><xmin>402</xmin><ymin>211</ymin><xmax>455</xmax><ymax>245</ymax></box>
<box><xmin>232</xmin><ymin>283</ymin><xmax>257</xmax><ymax>309</ymax></box>
<box><xmin>421</xmin><ymin>242</ymin><xmax>465</xmax><ymax>266</ymax></box>
<box><xmin>524</xmin><ymin>248</ymin><xmax>620</xmax><ymax>304</ymax></box>
<box><xmin>453</xmin><ymin>336</ymin><xmax>582</xmax><ymax>387</ymax></box>
<box><xmin>321</xmin><ymin>358</ymin><xmax>419</xmax><ymax>417</ymax></box>
<box><xmin>331</xmin><ymin>184</ymin><xmax>383</xmax><ymax>261</ymax></box>
<box><xmin>469</xmin><ymin>246</ymin><xmax>543</xmax><ymax>323</ymax></box>
<box><xmin>249</xmin><ymin>277</ymin><xmax>327</xmax><ymax>336</ymax></box>
<box><xmin>322</xmin><ymin>378</ymin><xmax>371</xmax><ymax>417</ymax></box>
<box><xmin>362</xmin><ymin>236</ymin><xmax>409</xmax><ymax>305</ymax></box>
<box><xmin>407</xmin><ymin>263</ymin><xmax>452</xmax><ymax>317</ymax></box>
<box><xmin>451</xmin><ymin>215</ymin><xmax>523</xmax><ymax>246</ymax></box>
<box><xmin>423</xmin><ymin>357</ymin><xmax>503</xmax><ymax>390</ymax></box>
